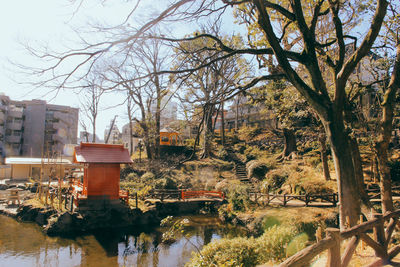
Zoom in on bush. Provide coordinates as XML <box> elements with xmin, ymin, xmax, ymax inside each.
<box><xmin>226</xmin><ymin>185</ymin><xmax>251</xmax><ymax>212</ymax></box>
<box><xmin>125</xmin><ymin>172</ymin><xmax>139</xmax><ymax>181</ymax></box>
<box><xmin>243</xmin><ymin>146</ymin><xmax>264</xmax><ymax>161</ymax></box>
<box><xmin>120</xmin><ymin>166</ymin><xmax>136</xmax><ymax>179</ymax></box>
<box><xmin>187</xmin><ymin>224</ymin><xmax>302</xmax><ymax>266</ymax></box>
<box><xmin>141</xmin><ymin>172</ymin><xmax>155</xmax><ymax>182</ymax></box>
<box><xmin>216</xmin><ymin>147</ymin><xmax>229</xmax><ymax>161</ymax></box>
<box><xmin>187</xmin><ymin>236</ymin><xmax>260</xmax><ymax>267</ymax></box>
<box><xmin>263</xmin><ymin>169</ymin><xmax>288</xmax><ymax>192</ymax></box>
<box><xmin>247</xmin><ymin>159</ymin><xmax>276</xmax><ymax>180</ymax></box>
<box><xmin>257</xmin><ymin>225</ymin><xmax>300</xmax><ymax>262</ymax></box>
<box><xmin>154</xmin><ymin>177</ymin><xmax>178</xmax><ymax>190</ymax></box>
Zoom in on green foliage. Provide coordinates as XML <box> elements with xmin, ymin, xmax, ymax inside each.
<box><xmin>187</xmin><ymin>224</ymin><xmax>302</xmax><ymax>266</ymax></box>
<box><xmin>238</xmin><ymin>126</ymin><xmax>263</xmax><ymax>143</ymax></box>
<box><xmin>263</xmin><ymin>169</ymin><xmax>288</xmax><ymax>192</ymax></box>
<box><xmin>286</xmin><ymin>233</ymin><xmax>309</xmax><ymax>257</ymax></box>
<box><xmin>257</xmin><ymin>225</ymin><xmax>300</xmax><ymax>262</ymax></box>
<box><xmin>262</xmin><ymin>216</ymin><xmax>281</xmax><ymax>230</ymax></box>
<box><xmin>247</xmin><ymin>159</ymin><xmax>276</xmax><ymax>180</ymax></box>
<box><xmin>154</xmin><ymin>177</ymin><xmax>178</xmax><ymax>190</ymax></box>
<box><xmin>243</xmin><ymin>146</ymin><xmax>264</xmax><ymax>161</ymax></box>
<box><xmin>141</xmin><ymin>172</ymin><xmax>155</xmax><ymax>182</ymax></box>
<box><xmin>187</xmin><ymin>236</ymin><xmax>260</xmax><ymax>267</ymax></box>
<box><xmin>216</xmin><ymin>147</ymin><xmax>229</xmax><ymax>161</ymax></box>
<box><xmin>226</xmin><ymin>185</ymin><xmax>251</xmax><ymax>212</ymax></box>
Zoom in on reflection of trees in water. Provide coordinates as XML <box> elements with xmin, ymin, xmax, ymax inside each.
<box><xmin>0</xmin><ymin>215</ymin><xmax>246</xmax><ymax>267</ymax></box>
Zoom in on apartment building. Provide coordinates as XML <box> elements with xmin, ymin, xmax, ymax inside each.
<box><xmin>0</xmin><ymin>94</ymin><xmax>78</xmax><ymax>159</ymax></box>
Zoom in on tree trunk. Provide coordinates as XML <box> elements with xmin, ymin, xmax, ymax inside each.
<box><xmin>319</xmin><ymin>133</ymin><xmax>331</xmax><ymax>181</ymax></box>
<box><xmin>281</xmin><ymin>128</ymin><xmax>296</xmax><ymax>159</ymax></box>
<box><xmin>235</xmin><ymin>96</ymin><xmax>239</xmax><ymax>131</ymax></box>
<box><xmin>221</xmin><ymin>100</ymin><xmax>225</xmax><ymax>146</ymax></box>
<box><xmin>375</xmin><ymin>42</ymin><xmax>399</xmax><ymax>214</ymax></box>
<box><xmin>376</xmin><ymin>141</ymin><xmax>394</xmax><ymax>213</ymax></box>
<box><xmin>349</xmin><ymin>137</ymin><xmax>375</xmax><ymax>217</ymax></box>
<box><xmin>324</xmin><ymin>119</ymin><xmax>361</xmax><ymax>229</ymax></box>
<box><xmin>201</xmin><ymin>104</ymin><xmax>214</xmax><ymax>158</ymax></box>
<box><xmin>91</xmin><ymin>117</ymin><xmax>96</xmax><ymax>143</ymax></box>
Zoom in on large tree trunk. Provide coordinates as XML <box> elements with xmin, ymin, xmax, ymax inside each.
<box><xmin>376</xmin><ymin>142</ymin><xmax>394</xmax><ymax>213</ymax></box>
<box><xmin>350</xmin><ymin>137</ymin><xmax>375</xmax><ymax>217</ymax></box>
<box><xmin>324</xmin><ymin>119</ymin><xmax>361</xmax><ymax>229</ymax></box>
<box><xmin>221</xmin><ymin>100</ymin><xmax>225</xmax><ymax>146</ymax></box>
<box><xmin>318</xmin><ymin>133</ymin><xmax>331</xmax><ymax>181</ymax></box>
<box><xmin>91</xmin><ymin>118</ymin><xmax>96</xmax><ymax>143</ymax></box>
<box><xmin>201</xmin><ymin>104</ymin><xmax>214</xmax><ymax>158</ymax></box>
<box><xmin>281</xmin><ymin>128</ymin><xmax>296</xmax><ymax>159</ymax></box>
<box><xmin>374</xmin><ymin>43</ymin><xmax>400</xmax><ymax>213</ymax></box>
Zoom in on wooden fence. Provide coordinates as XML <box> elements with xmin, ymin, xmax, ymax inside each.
<box><xmin>278</xmin><ymin>210</ymin><xmax>400</xmax><ymax>267</ymax></box>
<box><xmin>146</xmin><ymin>189</ymin><xmax>225</xmax><ymax>201</ymax></box>
<box><xmin>248</xmin><ymin>191</ymin><xmax>338</xmax><ymax>207</ymax></box>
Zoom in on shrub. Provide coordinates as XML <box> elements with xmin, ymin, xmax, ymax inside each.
<box><xmin>243</xmin><ymin>146</ymin><xmax>264</xmax><ymax>161</ymax></box>
<box><xmin>226</xmin><ymin>185</ymin><xmax>251</xmax><ymax>212</ymax></box>
<box><xmin>125</xmin><ymin>172</ymin><xmax>139</xmax><ymax>182</ymax></box>
<box><xmin>216</xmin><ymin>147</ymin><xmax>229</xmax><ymax>161</ymax></box>
<box><xmin>263</xmin><ymin>169</ymin><xmax>288</xmax><ymax>192</ymax></box>
<box><xmin>247</xmin><ymin>159</ymin><xmax>276</xmax><ymax>180</ymax></box>
<box><xmin>120</xmin><ymin>166</ymin><xmax>136</xmax><ymax>179</ymax></box>
<box><xmin>141</xmin><ymin>172</ymin><xmax>155</xmax><ymax>182</ymax></box>
<box><xmin>257</xmin><ymin>225</ymin><xmax>299</xmax><ymax>262</ymax></box>
<box><xmin>154</xmin><ymin>177</ymin><xmax>178</xmax><ymax>190</ymax></box>
<box><xmin>187</xmin><ymin>224</ymin><xmax>302</xmax><ymax>266</ymax></box>
<box><xmin>187</xmin><ymin>236</ymin><xmax>260</xmax><ymax>267</ymax></box>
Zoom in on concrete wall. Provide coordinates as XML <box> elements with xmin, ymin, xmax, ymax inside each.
<box><xmin>22</xmin><ymin>100</ymin><xmax>46</xmax><ymax>157</ymax></box>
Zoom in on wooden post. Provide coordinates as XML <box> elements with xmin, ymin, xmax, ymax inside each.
<box><xmin>266</xmin><ymin>188</ymin><xmax>270</xmax><ymax>205</ymax></box>
<box><xmin>360</xmin><ymin>215</ymin><xmax>364</xmax><ymax>250</ymax></box>
<box><xmin>326</xmin><ymin>228</ymin><xmax>341</xmax><ymax>267</ymax></box>
<box><xmin>135</xmin><ymin>192</ymin><xmax>138</xmax><ymax>208</ymax></box>
<box><xmin>315</xmin><ymin>226</ymin><xmax>323</xmax><ymax>242</ymax></box>
<box><xmin>70</xmin><ymin>195</ymin><xmax>74</xmax><ymax>212</ymax></box>
<box><xmin>373</xmin><ymin>214</ymin><xmax>385</xmax><ymax>246</ymax></box>
<box><xmin>283</xmin><ymin>194</ymin><xmax>287</xmax><ymax>206</ymax></box>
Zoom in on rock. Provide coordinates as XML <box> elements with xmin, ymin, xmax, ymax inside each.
<box><xmin>0</xmin><ymin>184</ymin><xmax>9</xmax><ymax>190</ymax></box>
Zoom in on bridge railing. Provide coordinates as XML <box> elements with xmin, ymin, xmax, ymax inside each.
<box><xmin>277</xmin><ymin>210</ymin><xmax>400</xmax><ymax>267</ymax></box>
<box><xmin>146</xmin><ymin>189</ymin><xmax>225</xmax><ymax>201</ymax></box>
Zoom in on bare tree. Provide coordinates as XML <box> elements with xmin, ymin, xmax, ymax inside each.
<box><xmin>79</xmin><ymin>75</ymin><xmax>105</xmax><ymax>143</ymax></box>
<box><xmin>20</xmin><ymin>0</ymin><xmax>391</xmax><ymax>229</ymax></box>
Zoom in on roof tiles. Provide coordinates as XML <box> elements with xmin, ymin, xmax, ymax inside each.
<box><xmin>74</xmin><ymin>143</ymin><xmax>133</xmax><ymax>164</ymax></box>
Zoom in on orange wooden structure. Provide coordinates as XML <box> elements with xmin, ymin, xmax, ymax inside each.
<box><xmin>160</xmin><ymin>129</ymin><xmax>181</xmax><ymax>146</ymax></box>
<box><xmin>73</xmin><ymin>143</ymin><xmax>132</xmax><ymax>205</ymax></box>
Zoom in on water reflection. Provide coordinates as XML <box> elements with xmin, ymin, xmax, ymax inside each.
<box><xmin>0</xmin><ymin>215</ymin><xmax>245</xmax><ymax>267</ymax></box>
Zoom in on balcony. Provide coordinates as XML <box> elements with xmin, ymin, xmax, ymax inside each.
<box><xmin>0</xmin><ymin>111</ymin><xmax>4</xmax><ymax>123</ymax></box>
<box><xmin>7</xmin><ymin>121</ymin><xmax>23</xmax><ymax>130</ymax></box>
<box><xmin>8</xmin><ymin>108</ymin><xmax>23</xmax><ymax>118</ymax></box>
<box><xmin>5</xmin><ymin>135</ymin><xmax>22</xmax><ymax>143</ymax></box>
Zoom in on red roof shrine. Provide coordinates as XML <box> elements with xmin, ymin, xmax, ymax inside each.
<box><xmin>73</xmin><ymin>143</ymin><xmax>133</xmax><ymax>164</ymax></box>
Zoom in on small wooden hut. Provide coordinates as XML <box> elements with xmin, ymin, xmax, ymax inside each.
<box><xmin>73</xmin><ymin>143</ymin><xmax>132</xmax><ymax>208</ymax></box>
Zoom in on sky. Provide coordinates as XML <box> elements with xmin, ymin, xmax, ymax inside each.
<box><xmin>0</xmin><ymin>1</ymin><xmax>244</xmax><ymax>140</ymax></box>
<box><xmin>0</xmin><ymin>1</ymin><xmax>142</xmax><ymax>139</ymax></box>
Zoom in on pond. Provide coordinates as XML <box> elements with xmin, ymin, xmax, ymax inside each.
<box><xmin>0</xmin><ymin>215</ymin><xmax>245</xmax><ymax>267</ymax></box>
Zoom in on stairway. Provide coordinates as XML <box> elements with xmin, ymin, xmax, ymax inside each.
<box><xmin>235</xmin><ymin>161</ymin><xmax>249</xmax><ymax>183</ymax></box>
<box><xmin>225</xmin><ymin>146</ymin><xmax>250</xmax><ymax>183</ymax></box>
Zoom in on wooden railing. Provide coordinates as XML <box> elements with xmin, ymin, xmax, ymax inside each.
<box><xmin>181</xmin><ymin>190</ymin><xmax>225</xmax><ymax>200</ymax></box>
<box><xmin>278</xmin><ymin>210</ymin><xmax>400</xmax><ymax>267</ymax></box>
<box><xmin>146</xmin><ymin>189</ymin><xmax>225</xmax><ymax>201</ymax></box>
<box><xmin>119</xmin><ymin>190</ymin><xmax>129</xmax><ymax>204</ymax></box>
<box><xmin>249</xmin><ymin>191</ymin><xmax>338</xmax><ymax>207</ymax></box>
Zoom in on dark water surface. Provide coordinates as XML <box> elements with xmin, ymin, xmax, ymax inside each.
<box><xmin>0</xmin><ymin>215</ymin><xmax>244</xmax><ymax>267</ymax></box>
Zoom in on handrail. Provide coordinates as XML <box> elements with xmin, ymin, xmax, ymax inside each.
<box><xmin>278</xmin><ymin>210</ymin><xmax>400</xmax><ymax>267</ymax></box>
